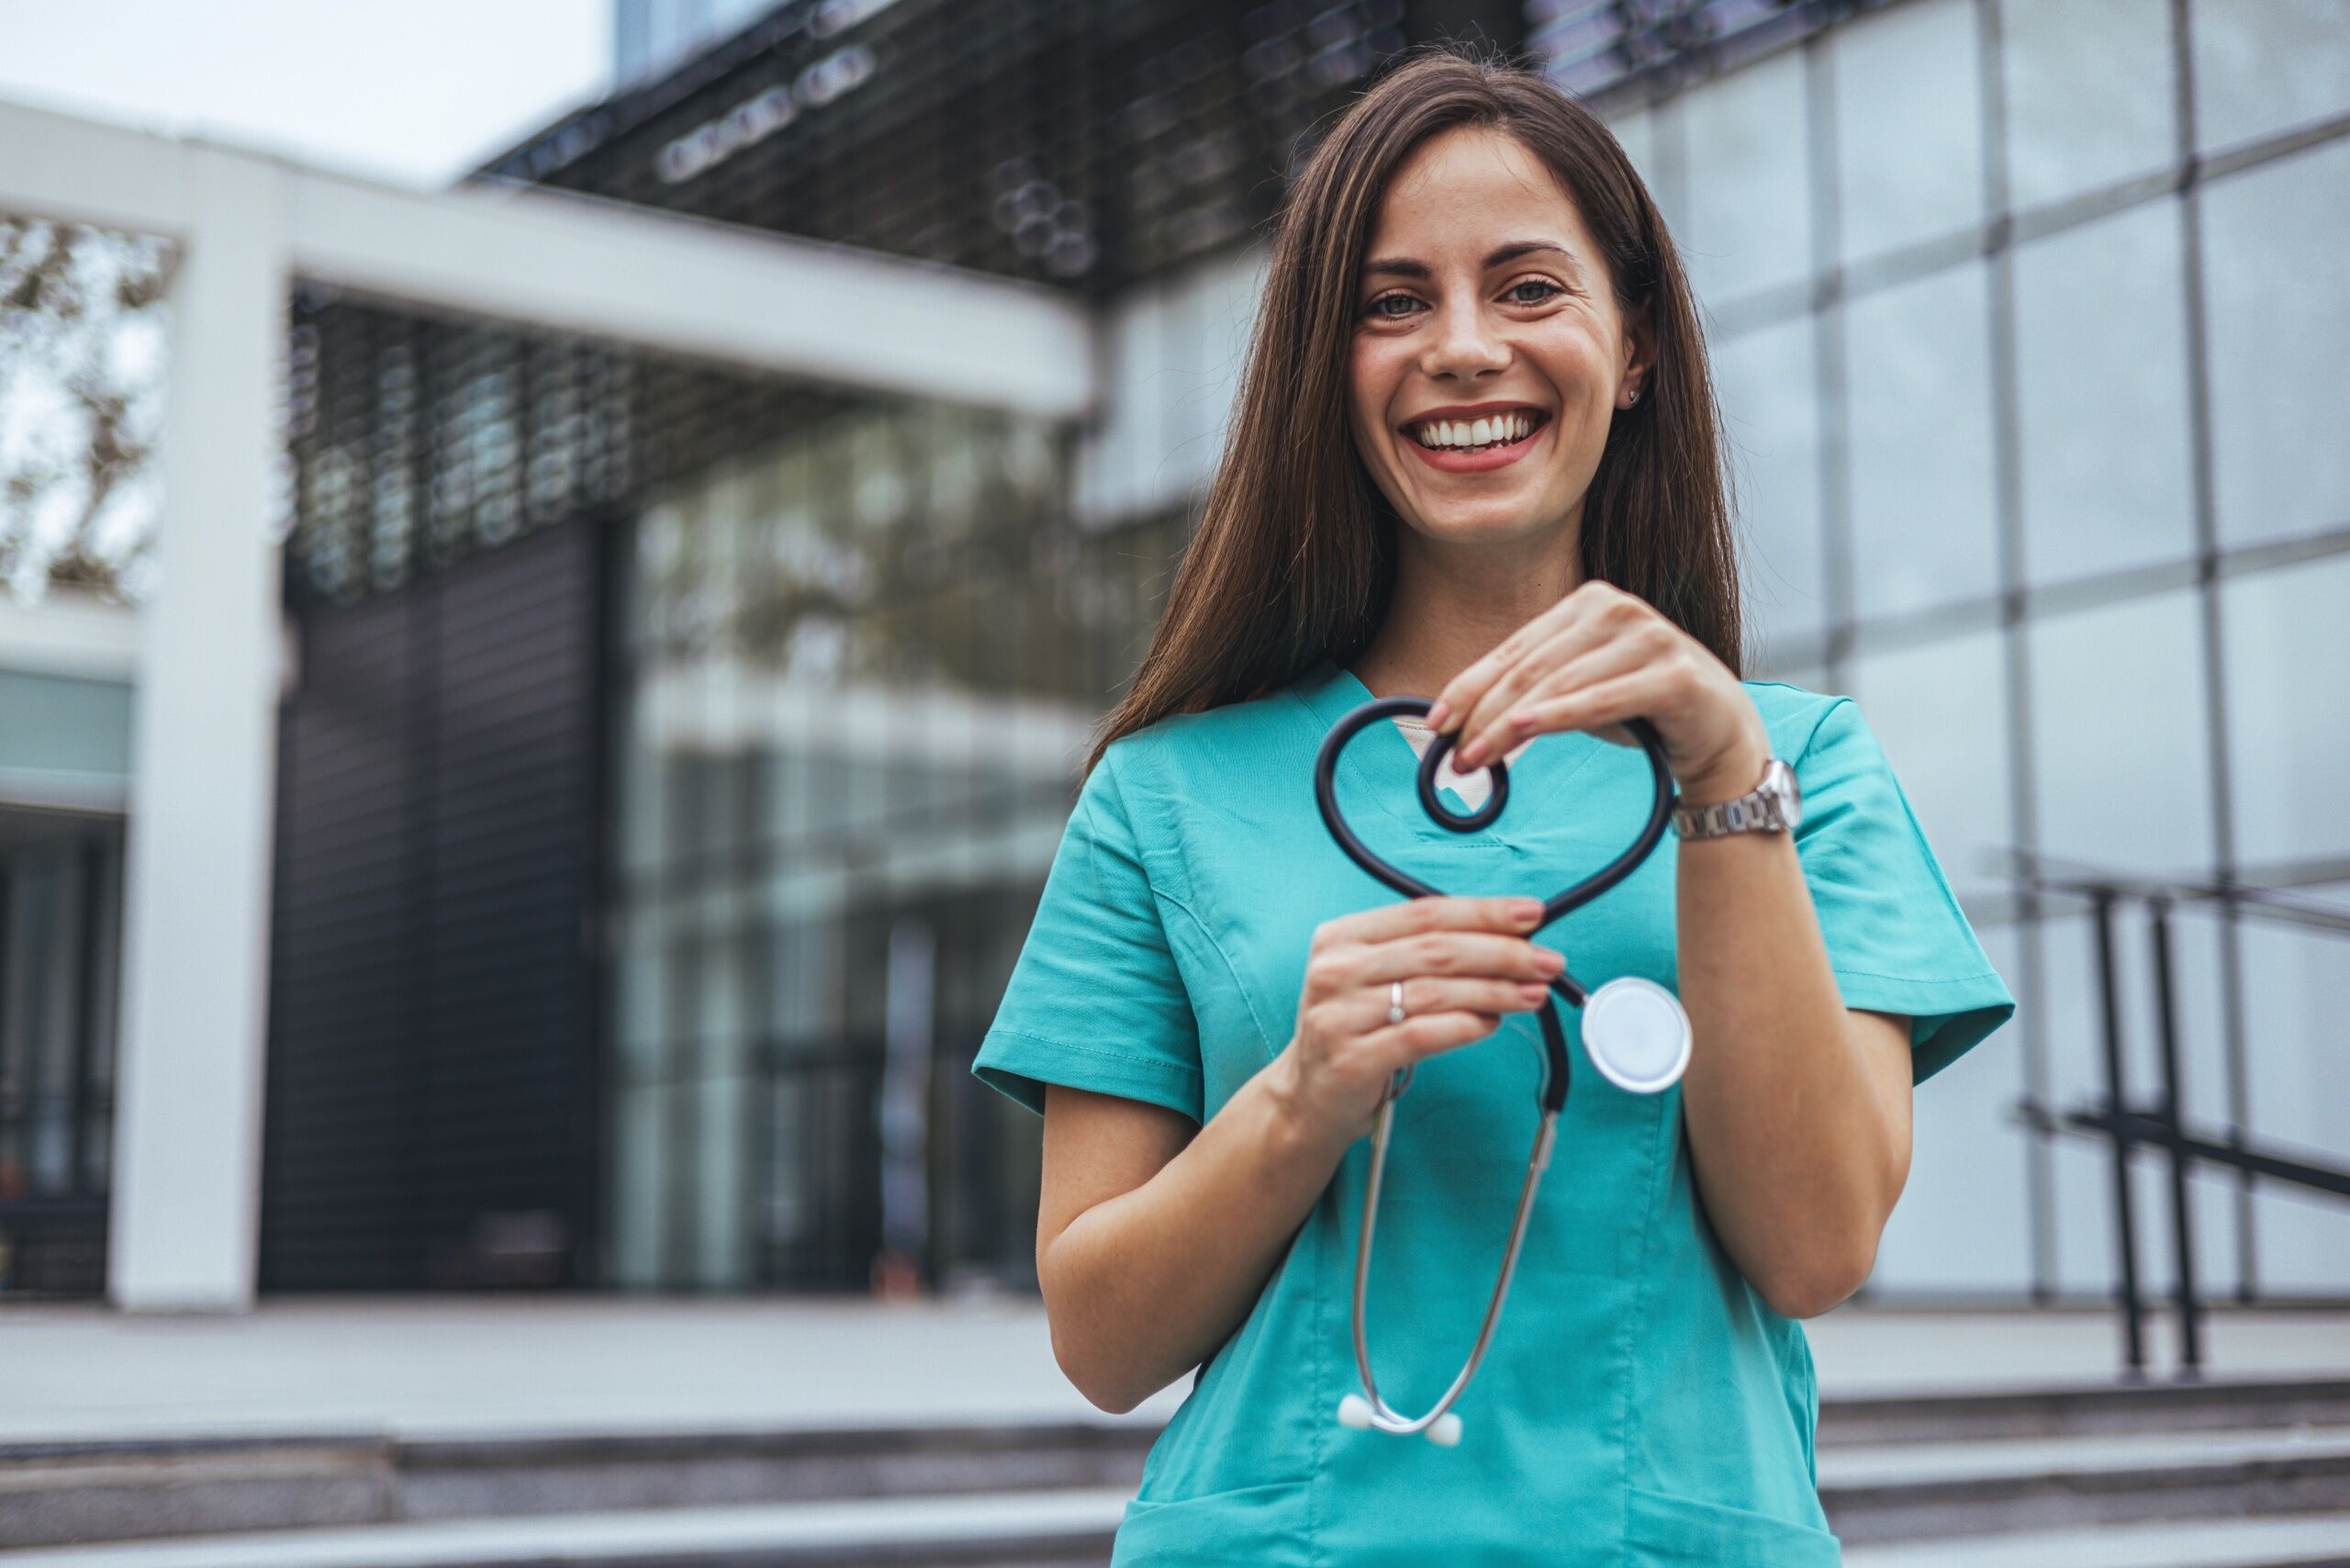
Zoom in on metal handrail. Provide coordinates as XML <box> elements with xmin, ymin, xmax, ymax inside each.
<box><xmin>1999</xmin><ymin>847</ymin><xmax>2350</xmax><ymax>935</ymax></box>
<box><xmin>1999</xmin><ymin>856</ymin><xmax>2350</xmax><ymax>1381</ymax></box>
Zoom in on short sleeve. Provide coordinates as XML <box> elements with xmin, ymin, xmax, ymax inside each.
<box><xmin>971</xmin><ymin>743</ymin><xmax>1204</xmax><ymax>1121</ymax></box>
<box><xmin>1790</xmin><ymin>698</ymin><xmax>2017</xmax><ymax>1083</ymax></box>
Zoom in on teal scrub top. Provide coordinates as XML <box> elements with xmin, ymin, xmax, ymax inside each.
<box><xmin>973</xmin><ymin>659</ymin><xmax>2016</xmax><ymax>1567</ymax></box>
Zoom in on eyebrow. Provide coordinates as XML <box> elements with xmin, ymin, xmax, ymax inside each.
<box><xmin>1361</xmin><ymin>240</ymin><xmax>1583</xmax><ymax>282</ymax></box>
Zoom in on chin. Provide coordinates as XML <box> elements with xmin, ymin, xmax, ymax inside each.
<box><xmin>1409</xmin><ymin>497</ymin><xmax>1557</xmax><ymax>540</ymax></box>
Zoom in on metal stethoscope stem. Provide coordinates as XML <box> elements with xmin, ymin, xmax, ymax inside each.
<box><xmin>1315</xmin><ymin>693</ymin><xmax>1691</xmax><ymax>1447</ymax></box>
<box><xmin>1339</xmin><ymin>1091</ymin><xmax>1558</xmax><ymax>1443</ymax></box>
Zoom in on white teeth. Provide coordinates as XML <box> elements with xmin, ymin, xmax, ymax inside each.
<box><xmin>1410</xmin><ymin>412</ymin><xmax>1539</xmax><ymax>450</ymax></box>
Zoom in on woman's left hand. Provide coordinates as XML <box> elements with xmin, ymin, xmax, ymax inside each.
<box><xmin>1427</xmin><ymin>580</ymin><xmax>1771</xmax><ymax>806</ymax></box>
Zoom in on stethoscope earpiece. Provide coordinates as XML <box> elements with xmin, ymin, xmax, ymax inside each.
<box><xmin>1337</xmin><ymin>1394</ymin><xmax>1461</xmax><ymax>1445</ymax></box>
<box><xmin>1315</xmin><ymin>690</ymin><xmax>1687</xmax><ymax>1447</ymax></box>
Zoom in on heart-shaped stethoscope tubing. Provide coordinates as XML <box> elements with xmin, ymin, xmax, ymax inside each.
<box><xmin>1312</xmin><ymin>694</ymin><xmax>1694</xmax><ymax>1446</ymax></box>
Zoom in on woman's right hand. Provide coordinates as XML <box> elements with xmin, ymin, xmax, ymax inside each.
<box><xmin>1275</xmin><ymin>895</ymin><xmax>1567</xmax><ymax>1146</ymax></box>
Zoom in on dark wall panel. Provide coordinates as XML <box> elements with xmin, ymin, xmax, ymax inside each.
<box><xmin>261</xmin><ymin>518</ymin><xmax>608</xmax><ymax>1292</ymax></box>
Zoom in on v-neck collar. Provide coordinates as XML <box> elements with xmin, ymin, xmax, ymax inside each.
<box><xmin>1292</xmin><ymin>657</ymin><xmax>1604</xmax><ymax>844</ymax></box>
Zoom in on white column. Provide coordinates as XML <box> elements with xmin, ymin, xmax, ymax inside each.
<box><xmin>107</xmin><ymin>145</ymin><xmax>287</xmax><ymax>1312</ymax></box>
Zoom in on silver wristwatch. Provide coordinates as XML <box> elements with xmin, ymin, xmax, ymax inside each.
<box><xmin>1673</xmin><ymin>757</ymin><xmax>1802</xmax><ymax>840</ymax></box>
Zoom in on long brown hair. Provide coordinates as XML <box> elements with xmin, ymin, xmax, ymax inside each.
<box><xmin>1083</xmin><ymin>46</ymin><xmax>1739</xmax><ymax>779</ymax></box>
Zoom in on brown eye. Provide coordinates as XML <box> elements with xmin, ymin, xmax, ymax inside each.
<box><xmin>1506</xmin><ymin>280</ymin><xmax>1561</xmax><ymax>305</ymax></box>
<box><xmin>1364</xmin><ymin>293</ymin><xmax>1420</xmax><ymax>319</ymax></box>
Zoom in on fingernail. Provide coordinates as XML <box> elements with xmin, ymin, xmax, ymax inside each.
<box><xmin>1512</xmin><ymin>899</ymin><xmax>1543</xmax><ymax>923</ymax></box>
<box><xmin>1539</xmin><ymin>947</ymin><xmax>1566</xmax><ymax>971</ymax></box>
<box><xmin>1427</xmin><ymin>700</ymin><xmax>1450</xmax><ymax>728</ymax></box>
<box><xmin>1518</xmin><ymin>983</ymin><xmax>1550</xmax><ymax>1004</ymax></box>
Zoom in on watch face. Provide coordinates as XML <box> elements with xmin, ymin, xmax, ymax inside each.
<box><xmin>1769</xmin><ymin>760</ymin><xmax>1804</xmax><ymax>832</ymax></box>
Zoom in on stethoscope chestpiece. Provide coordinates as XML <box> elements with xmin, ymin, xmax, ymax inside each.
<box><xmin>1578</xmin><ymin>976</ymin><xmax>1693</xmax><ymax>1094</ymax></box>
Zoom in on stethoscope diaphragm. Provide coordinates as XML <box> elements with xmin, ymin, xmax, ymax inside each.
<box><xmin>1579</xmin><ymin>976</ymin><xmax>1693</xmax><ymax>1094</ymax></box>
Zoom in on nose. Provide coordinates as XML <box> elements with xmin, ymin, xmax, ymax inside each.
<box><xmin>1418</xmin><ymin>295</ymin><xmax>1510</xmax><ymax>382</ymax></box>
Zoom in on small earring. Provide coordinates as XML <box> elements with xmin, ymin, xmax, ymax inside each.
<box><xmin>1626</xmin><ymin>386</ymin><xmax>1641</xmax><ymax>407</ymax></box>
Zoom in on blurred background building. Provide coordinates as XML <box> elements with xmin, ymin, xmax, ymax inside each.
<box><xmin>1</xmin><ymin>0</ymin><xmax>2344</xmax><ymax>1318</ymax></box>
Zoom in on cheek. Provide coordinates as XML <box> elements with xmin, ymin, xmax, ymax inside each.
<box><xmin>1528</xmin><ymin>317</ymin><xmax>1617</xmax><ymax>397</ymax></box>
<box><xmin>1346</xmin><ymin>339</ymin><xmax>1396</xmax><ymax>450</ymax></box>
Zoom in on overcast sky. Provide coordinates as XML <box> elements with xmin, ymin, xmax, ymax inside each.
<box><xmin>0</xmin><ymin>0</ymin><xmax>612</xmax><ymax>189</ymax></box>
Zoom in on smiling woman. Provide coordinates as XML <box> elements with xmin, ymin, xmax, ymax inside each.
<box><xmin>973</xmin><ymin>44</ymin><xmax>2012</xmax><ymax>1568</ymax></box>
<box><xmin>1350</xmin><ymin>136</ymin><xmax>1650</xmax><ymax>525</ymax></box>
<box><xmin>1078</xmin><ymin>47</ymin><xmax>1736</xmax><ymax>756</ymax></box>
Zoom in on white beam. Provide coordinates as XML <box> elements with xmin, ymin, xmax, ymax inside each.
<box><xmin>0</xmin><ymin>95</ymin><xmax>1097</xmax><ymax>420</ymax></box>
<box><xmin>0</xmin><ymin>592</ymin><xmax>141</xmax><ymax>684</ymax></box>
<box><xmin>106</xmin><ymin>142</ymin><xmax>287</xmax><ymax>1313</ymax></box>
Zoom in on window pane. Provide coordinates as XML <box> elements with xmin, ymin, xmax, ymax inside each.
<box><xmin>694</xmin><ymin>1068</ymin><xmax>750</xmax><ymax>1286</ymax></box>
<box><xmin>2014</xmin><ymin>200</ymin><xmax>2196</xmax><ymax>587</ymax></box>
<box><xmin>2191</xmin><ymin>0</ymin><xmax>2350</xmax><ymax>152</ymax></box>
<box><xmin>1716</xmin><ymin>317</ymin><xmax>1827</xmax><ymax>655</ymax></box>
<box><xmin>1845</xmin><ymin>262</ymin><xmax>2000</xmax><ymax>618</ymax></box>
<box><xmin>2028</xmin><ymin>588</ymin><xmax>2215</xmax><ymax>878</ymax></box>
<box><xmin>1607</xmin><ymin>106</ymin><xmax>1662</xmax><ymax>213</ymax></box>
<box><xmin>1680</xmin><ymin>50</ymin><xmax>1813</xmax><ymax>306</ymax></box>
<box><xmin>2220</xmin><ymin>552</ymin><xmax>2350</xmax><ymax>868</ymax></box>
<box><xmin>2201</xmin><ymin>139</ymin><xmax>2350</xmax><ymax>553</ymax></box>
<box><xmin>1832</xmin><ymin>0</ymin><xmax>1986</xmax><ymax>263</ymax></box>
<box><xmin>1851</xmin><ymin>628</ymin><xmax>2014</xmax><ymax>902</ymax></box>
<box><xmin>610</xmin><ymin>1081</ymin><xmax>671</xmax><ymax>1288</ymax></box>
<box><xmin>1873</xmin><ymin>924</ymin><xmax>2033</xmax><ymax>1294</ymax></box>
<box><xmin>2238</xmin><ymin>880</ymin><xmax>2350</xmax><ymax>1296</ymax></box>
<box><xmin>2031</xmin><ymin>898</ymin><xmax>2238</xmax><ymax>1296</ymax></box>
<box><xmin>2003</xmin><ymin>0</ymin><xmax>2177</xmax><ymax>209</ymax></box>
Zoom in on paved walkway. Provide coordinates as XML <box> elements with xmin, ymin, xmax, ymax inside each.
<box><xmin>2</xmin><ymin>1294</ymin><xmax>2344</xmax><ymax>1445</ymax></box>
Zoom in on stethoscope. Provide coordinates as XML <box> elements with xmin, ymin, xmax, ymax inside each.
<box><xmin>1312</xmin><ymin>693</ymin><xmax>1694</xmax><ymax>1447</ymax></box>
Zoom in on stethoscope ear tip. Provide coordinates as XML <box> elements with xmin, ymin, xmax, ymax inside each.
<box><xmin>1334</xmin><ymin>1394</ymin><xmax>1466</xmax><ymax>1447</ymax></box>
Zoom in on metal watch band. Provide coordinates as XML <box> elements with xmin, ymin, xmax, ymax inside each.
<box><xmin>1672</xmin><ymin>757</ymin><xmax>1797</xmax><ymax>840</ymax></box>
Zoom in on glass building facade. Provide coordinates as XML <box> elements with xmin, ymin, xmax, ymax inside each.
<box><xmin>256</xmin><ymin>0</ymin><xmax>2349</xmax><ymax>1303</ymax></box>
<box><xmin>1597</xmin><ymin>0</ymin><xmax>2350</xmax><ymax>1298</ymax></box>
<box><xmin>613</xmin><ymin>0</ymin><xmax>779</xmax><ymax>88</ymax></box>
<box><xmin>607</xmin><ymin>400</ymin><xmax>1195</xmax><ymax>1289</ymax></box>
<box><xmin>597</xmin><ymin>0</ymin><xmax>2350</xmax><ymax>1300</ymax></box>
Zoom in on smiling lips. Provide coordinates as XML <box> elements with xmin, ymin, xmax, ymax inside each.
<box><xmin>1400</xmin><ymin>404</ymin><xmax>1551</xmax><ymax>474</ymax></box>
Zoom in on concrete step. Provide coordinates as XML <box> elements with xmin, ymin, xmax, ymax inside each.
<box><xmin>0</xmin><ymin>1488</ymin><xmax>1133</xmax><ymax>1567</ymax></box>
<box><xmin>1822</xmin><ymin>1426</ymin><xmax>2350</xmax><ymax>1544</ymax></box>
<box><xmin>1843</xmin><ymin>1511</ymin><xmax>2350</xmax><ymax>1568</ymax></box>
<box><xmin>0</xmin><ymin>1493</ymin><xmax>2344</xmax><ymax>1568</ymax></box>
<box><xmin>1822</xmin><ymin>1379</ymin><xmax>2350</xmax><ymax>1446</ymax></box>
<box><xmin>0</xmin><ymin>1425</ymin><xmax>1153</xmax><ymax>1551</ymax></box>
<box><xmin>7</xmin><ymin>1382</ymin><xmax>2347</xmax><ymax>1555</ymax></box>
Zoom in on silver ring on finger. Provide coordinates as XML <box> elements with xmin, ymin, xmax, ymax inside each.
<box><xmin>1388</xmin><ymin>979</ymin><xmax>1407</xmax><ymax>1026</ymax></box>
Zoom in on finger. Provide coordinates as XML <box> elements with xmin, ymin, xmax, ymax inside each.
<box><xmin>1353</xmin><ymin>930</ymin><xmax>1568</xmax><ymax>987</ymax></box>
<box><xmin>1445</xmin><ymin>611</ymin><xmax>1615</xmax><ymax>762</ymax></box>
<box><xmin>1507</xmin><ymin>670</ymin><xmax>1667</xmax><ymax>750</ymax></box>
<box><xmin>1360</xmin><ymin>975</ymin><xmax>1555</xmax><ymax>1033</ymax></box>
<box><xmin>1364</xmin><ymin>1009</ymin><xmax>1512</xmax><ymax>1068</ymax></box>
<box><xmin>1427</xmin><ymin>600</ymin><xmax>1578</xmax><ymax>733</ymax></box>
<box><xmin>1457</xmin><ymin>627</ymin><xmax>1651</xmax><ymax>764</ymax></box>
<box><xmin>1333</xmin><ymin>893</ymin><xmax>1546</xmax><ymax>946</ymax></box>
<box><xmin>1499</xmin><ymin>634</ymin><xmax>1664</xmax><ymax>751</ymax></box>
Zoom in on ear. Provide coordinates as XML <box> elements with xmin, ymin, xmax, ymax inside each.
<box><xmin>1617</xmin><ymin>299</ymin><xmax>1656</xmax><ymax>409</ymax></box>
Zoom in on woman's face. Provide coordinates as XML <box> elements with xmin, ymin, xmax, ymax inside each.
<box><xmin>1347</xmin><ymin>125</ymin><xmax>1649</xmax><ymax>548</ymax></box>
